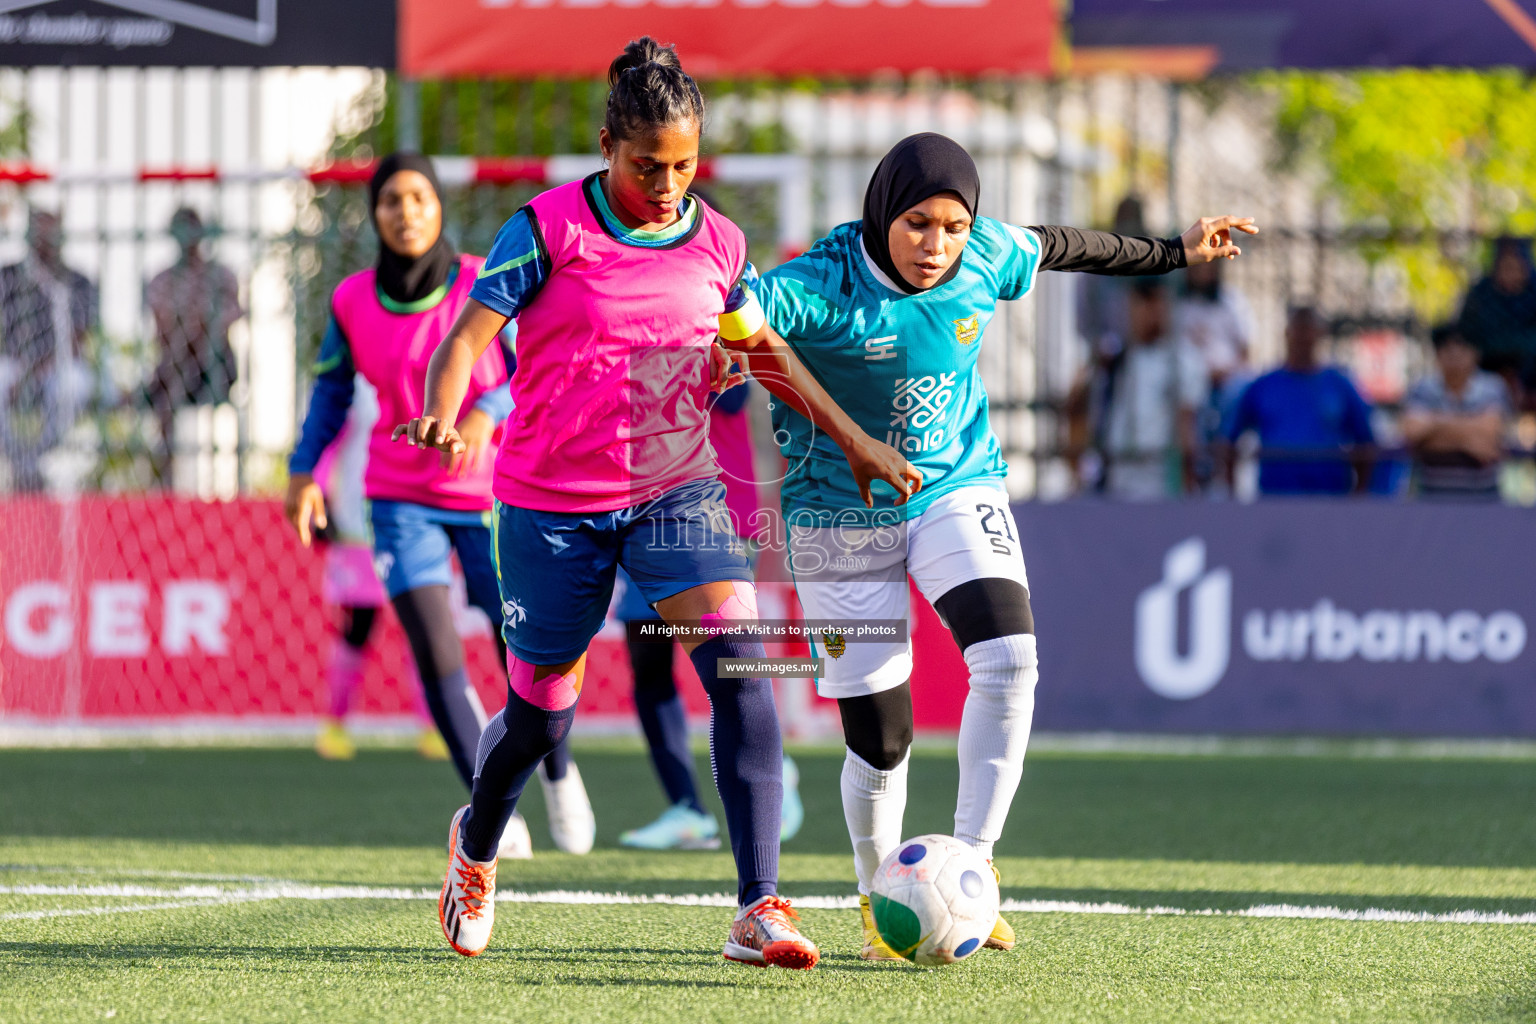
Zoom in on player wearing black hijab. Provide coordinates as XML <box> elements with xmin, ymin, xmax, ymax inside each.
<box><xmin>287</xmin><ymin>152</ymin><xmax>595</xmax><ymax>859</ymax></box>
<box><xmin>753</xmin><ymin>133</ymin><xmax>1257</xmax><ymax>959</ymax></box>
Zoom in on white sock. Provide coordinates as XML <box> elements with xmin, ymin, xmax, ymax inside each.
<box><xmin>955</xmin><ymin>634</ymin><xmax>1038</xmax><ymax>862</ymax></box>
<box><xmin>841</xmin><ymin>747</ymin><xmax>909</xmax><ymax>896</ymax></box>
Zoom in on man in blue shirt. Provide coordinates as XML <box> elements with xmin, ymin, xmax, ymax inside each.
<box><xmin>1224</xmin><ymin>307</ymin><xmax>1375</xmax><ymax>495</ymax></box>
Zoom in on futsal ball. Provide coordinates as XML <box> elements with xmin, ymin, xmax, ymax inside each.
<box><xmin>869</xmin><ymin>834</ymin><xmax>1000</xmax><ymax>965</ymax></box>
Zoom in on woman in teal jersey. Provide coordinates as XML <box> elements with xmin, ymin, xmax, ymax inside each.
<box><xmin>752</xmin><ymin>133</ymin><xmax>1257</xmax><ymax>960</ymax></box>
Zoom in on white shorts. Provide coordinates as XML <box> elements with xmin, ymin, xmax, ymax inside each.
<box><xmin>789</xmin><ymin>483</ymin><xmax>1030</xmax><ymax>698</ymax></box>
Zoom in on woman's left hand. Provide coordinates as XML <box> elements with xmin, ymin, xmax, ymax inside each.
<box><xmin>449</xmin><ymin>408</ymin><xmax>496</xmax><ymax>478</ymax></box>
<box><xmin>710</xmin><ymin>343</ymin><xmax>747</xmax><ymax>393</ymax></box>
<box><xmin>1181</xmin><ymin>216</ymin><xmax>1259</xmax><ymax>263</ymax></box>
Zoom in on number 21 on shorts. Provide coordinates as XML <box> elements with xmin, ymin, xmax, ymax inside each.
<box><xmin>974</xmin><ymin>502</ymin><xmax>1015</xmax><ymax>557</ymax></box>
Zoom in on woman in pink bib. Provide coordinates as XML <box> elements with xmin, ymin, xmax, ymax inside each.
<box><xmin>401</xmin><ymin>39</ymin><xmax>918</xmax><ymax>967</ymax></box>
<box><xmin>285</xmin><ymin>153</ymin><xmax>594</xmax><ymax>859</ymax></box>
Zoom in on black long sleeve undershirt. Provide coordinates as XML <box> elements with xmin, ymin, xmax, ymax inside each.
<box><xmin>1025</xmin><ymin>225</ymin><xmax>1187</xmax><ymax>276</ymax></box>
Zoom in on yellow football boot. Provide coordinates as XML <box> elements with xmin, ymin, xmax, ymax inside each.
<box><xmin>315</xmin><ymin>719</ymin><xmax>356</xmax><ymax>761</ymax></box>
<box><xmin>985</xmin><ymin>862</ymin><xmax>1016</xmax><ymax>950</ymax></box>
<box><xmin>858</xmin><ymin>894</ymin><xmax>907</xmax><ymax>962</ymax></box>
<box><xmin>416</xmin><ymin>728</ymin><xmax>451</xmax><ymax>761</ymax></box>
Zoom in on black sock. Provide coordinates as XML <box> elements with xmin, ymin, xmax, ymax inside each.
<box><xmin>461</xmin><ymin>687</ymin><xmax>574</xmax><ymax>861</ymax></box>
<box><xmin>689</xmin><ymin>634</ymin><xmax>782</xmax><ymax>906</ymax></box>
<box><xmin>629</xmin><ymin>625</ymin><xmax>703</xmax><ymax>812</ymax></box>
<box><xmin>541</xmin><ymin>736</ymin><xmax>571</xmax><ymax>782</ymax></box>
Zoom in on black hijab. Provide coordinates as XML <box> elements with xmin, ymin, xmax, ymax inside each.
<box><xmin>369</xmin><ymin>152</ymin><xmax>456</xmax><ymax>305</ymax></box>
<box><xmin>861</xmin><ymin>133</ymin><xmax>981</xmax><ymax>295</ymax></box>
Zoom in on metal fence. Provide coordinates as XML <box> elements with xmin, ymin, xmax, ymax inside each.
<box><xmin>0</xmin><ymin>67</ymin><xmax>1521</xmax><ymax>501</ymax></box>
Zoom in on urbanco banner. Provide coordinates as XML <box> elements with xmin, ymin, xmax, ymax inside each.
<box><xmin>400</xmin><ymin>0</ymin><xmax>1056</xmax><ymax>77</ymax></box>
<box><xmin>1013</xmin><ymin>500</ymin><xmax>1536</xmax><ymax>737</ymax></box>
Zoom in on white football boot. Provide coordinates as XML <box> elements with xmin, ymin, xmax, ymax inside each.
<box><xmin>497</xmin><ymin>812</ymin><xmax>533</xmax><ymax>860</ymax></box>
<box><xmin>440</xmin><ymin>806</ymin><xmax>497</xmax><ymax>957</ymax></box>
<box><xmin>538</xmin><ymin>761</ymin><xmax>596</xmax><ymax>855</ymax></box>
<box><xmin>723</xmin><ymin>895</ymin><xmax>820</xmax><ymax>970</ymax></box>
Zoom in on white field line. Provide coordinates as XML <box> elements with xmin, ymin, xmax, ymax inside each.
<box><xmin>0</xmin><ymin>898</ymin><xmax>234</xmax><ymax>922</ymax></box>
<box><xmin>3</xmin><ymin>882</ymin><xmax>1535</xmax><ymax>926</ymax></box>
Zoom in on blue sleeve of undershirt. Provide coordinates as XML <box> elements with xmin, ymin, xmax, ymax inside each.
<box><xmin>469</xmin><ymin>209</ymin><xmax>548</xmax><ymax>319</ymax></box>
<box><xmin>289</xmin><ymin>317</ymin><xmax>356</xmax><ymax>475</ymax></box>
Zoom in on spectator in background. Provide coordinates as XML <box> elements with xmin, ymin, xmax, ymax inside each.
<box><xmin>1400</xmin><ymin>324</ymin><xmax>1509</xmax><ymax>502</ymax></box>
<box><xmin>1066</xmin><ymin>197</ymin><xmax>1150</xmax><ymax>484</ymax></box>
<box><xmin>1223</xmin><ymin>306</ymin><xmax>1375</xmax><ymax>497</ymax></box>
<box><xmin>1173</xmin><ymin>257</ymin><xmax>1254</xmax><ymax>491</ymax></box>
<box><xmin>0</xmin><ymin>208</ymin><xmax>97</xmax><ymax>492</ymax></box>
<box><xmin>147</xmin><ymin>208</ymin><xmax>243</xmax><ymax>488</ymax></box>
<box><xmin>1175</xmin><ymin>257</ymin><xmax>1253</xmax><ymax>394</ymax></box>
<box><xmin>1458</xmin><ymin>236</ymin><xmax>1536</xmax><ymax>402</ymax></box>
<box><xmin>1076</xmin><ymin>195</ymin><xmax>1147</xmax><ymax>352</ymax></box>
<box><xmin>1096</xmin><ymin>277</ymin><xmax>1207</xmax><ymax>500</ymax></box>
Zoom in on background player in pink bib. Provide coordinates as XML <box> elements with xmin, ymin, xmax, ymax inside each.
<box><xmin>400</xmin><ymin>38</ymin><xmax>919</xmax><ymax>968</ymax></box>
<box><xmin>286</xmin><ymin>153</ymin><xmax>594</xmax><ymax>858</ymax></box>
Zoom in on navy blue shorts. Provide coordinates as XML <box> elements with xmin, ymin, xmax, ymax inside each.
<box><xmin>613</xmin><ymin>566</ymin><xmax>661</xmax><ymax>623</ymax></box>
<box><xmin>368</xmin><ymin>500</ymin><xmax>502</xmax><ymax>625</ymax></box>
<box><xmin>494</xmin><ymin>478</ymin><xmax>751</xmax><ymax>664</ymax></box>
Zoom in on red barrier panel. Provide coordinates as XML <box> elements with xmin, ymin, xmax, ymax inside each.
<box><xmin>1</xmin><ymin>498</ymin><xmax>967</xmax><ymax>732</ymax></box>
<box><xmin>400</xmin><ymin>0</ymin><xmax>1055</xmax><ymax>78</ymax></box>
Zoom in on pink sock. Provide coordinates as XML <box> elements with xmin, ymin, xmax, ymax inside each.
<box><xmin>326</xmin><ymin>637</ymin><xmax>366</xmax><ymax>720</ymax></box>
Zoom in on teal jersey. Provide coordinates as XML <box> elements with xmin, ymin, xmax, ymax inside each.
<box><xmin>756</xmin><ymin>216</ymin><xmax>1042</xmax><ymax>525</ymax></box>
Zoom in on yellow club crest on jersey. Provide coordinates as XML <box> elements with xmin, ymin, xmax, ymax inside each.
<box><xmin>954</xmin><ymin>313</ymin><xmax>980</xmax><ymax>345</ymax></box>
<box><xmin>820</xmin><ymin>630</ymin><xmax>847</xmax><ymax>659</ymax></box>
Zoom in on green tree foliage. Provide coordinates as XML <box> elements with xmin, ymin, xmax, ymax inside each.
<box><xmin>1269</xmin><ymin>69</ymin><xmax>1536</xmax><ymax>318</ymax></box>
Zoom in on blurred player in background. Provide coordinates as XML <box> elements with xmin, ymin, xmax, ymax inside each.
<box><xmin>401</xmin><ymin>37</ymin><xmax>915</xmax><ymax>969</ymax></box>
<box><xmin>754</xmin><ymin>132</ymin><xmax>1256</xmax><ymax>960</ymax></box>
<box><xmin>614</xmin><ymin>373</ymin><xmax>804</xmax><ymax>851</ymax></box>
<box><xmin>286</xmin><ymin>152</ymin><xmax>594</xmax><ymax>859</ymax></box>
<box><xmin>309</xmin><ymin>376</ymin><xmax>451</xmax><ymax>763</ymax></box>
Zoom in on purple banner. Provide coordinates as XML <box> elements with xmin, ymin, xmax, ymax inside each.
<box><xmin>1016</xmin><ymin>501</ymin><xmax>1536</xmax><ymax>736</ymax></box>
<box><xmin>1072</xmin><ymin>0</ymin><xmax>1536</xmax><ymax>70</ymax></box>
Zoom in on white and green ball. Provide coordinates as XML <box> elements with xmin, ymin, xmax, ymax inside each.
<box><xmin>869</xmin><ymin>834</ymin><xmax>1000</xmax><ymax>965</ymax></box>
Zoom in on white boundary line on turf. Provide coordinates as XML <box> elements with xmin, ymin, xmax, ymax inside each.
<box><xmin>6</xmin><ymin>723</ymin><xmax>1536</xmax><ymax>759</ymax></box>
<box><xmin>0</xmin><ymin>898</ymin><xmax>234</xmax><ymax>922</ymax></box>
<box><xmin>3</xmin><ymin>882</ymin><xmax>1535</xmax><ymax>926</ymax></box>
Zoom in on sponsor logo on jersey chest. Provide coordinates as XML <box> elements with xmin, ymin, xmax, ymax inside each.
<box><xmin>885</xmin><ymin>373</ymin><xmax>956</xmax><ymax>453</ymax></box>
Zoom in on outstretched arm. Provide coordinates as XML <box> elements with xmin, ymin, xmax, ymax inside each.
<box><xmin>722</xmin><ymin>323</ymin><xmax>922</xmax><ymax>508</ymax></box>
<box><xmin>1030</xmin><ymin>216</ymin><xmax>1258</xmax><ymax>275</ymax></box>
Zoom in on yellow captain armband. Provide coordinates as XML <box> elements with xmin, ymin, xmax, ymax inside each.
<box><xmin>717</xmin><ymin>294</ymin><xmax>766</xmax><ymax>342</ymax></box>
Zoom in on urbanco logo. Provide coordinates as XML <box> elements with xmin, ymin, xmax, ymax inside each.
<box><xmin>1134</xmin><ymin>538</ymin><xmax>1231</xmax><ymax>700</ymax></box>
<box><xmin>1133</xmin><ymin>536</ymin><xmax>1531</xmax><ymax>702</ymax></box>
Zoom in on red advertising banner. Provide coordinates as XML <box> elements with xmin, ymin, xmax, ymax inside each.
<box><xmin>399</xmin><ymin>0</ymin><xmax>1056</xmax><ymax>78</ymax></box>
<box><xmin>0</xmin><ymin>497</ymin><xmax>969</xmax><ymax>732</ymax></box>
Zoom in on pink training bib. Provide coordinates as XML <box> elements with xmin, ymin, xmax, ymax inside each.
<box><xmin>334</xmin><ymin>253</ymin><xmax>506</xmax><ymax>511</ymax></box>
<box><xmin>492</xmin><ymin>178</ymin><xmax>748</xmax><ymax>513</ymax></box>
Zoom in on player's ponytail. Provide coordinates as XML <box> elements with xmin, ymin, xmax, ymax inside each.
<box><xmin>605</xmin><ymin>37</ymin><xmax>705</xmax><ymax>143</ymax></box>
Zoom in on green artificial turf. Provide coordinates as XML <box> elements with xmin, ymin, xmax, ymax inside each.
<box><xmin>1</xmin><ymin>743</ymin><xmax>1533</xmax><ymax>1023</ymax></box>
